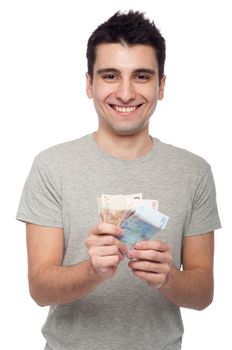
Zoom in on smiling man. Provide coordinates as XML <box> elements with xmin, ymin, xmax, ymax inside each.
<box><xmin>16</xmin><ymin>11</ymin><xmax>221</xmax><ymax>350</ymax></box>
<box><xmin>87</xmin><ymin>43</ymin><xmax>165</xmax><ymax>136</ymax></box>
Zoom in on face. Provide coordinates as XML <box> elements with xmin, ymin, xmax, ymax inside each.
<box><xmin>86</xmin><ymin>43</ymin><xmax>165</xmax><ymax>137</ymax></box>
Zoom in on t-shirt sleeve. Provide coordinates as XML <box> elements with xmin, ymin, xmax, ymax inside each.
<box><xmin>16</xmin><ymin>155</ymin><xmax>63</xmax><ymax>228</ymax></box>
<box><xmin>185</xmin><ymin>165</ymin><xmax>221</xmax><ymax>236</ymax></box>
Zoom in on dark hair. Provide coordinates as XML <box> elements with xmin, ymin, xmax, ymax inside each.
<box><xmin>86</xmin><ymin>10</ymin><xmax>166</xmax><ymax>82</ymax></box>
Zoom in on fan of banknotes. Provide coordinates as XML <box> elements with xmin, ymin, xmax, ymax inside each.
<box><xmin>97</xmin><ymin>193</ymin><xmax>169</xmax><ymax>249</ymax></box>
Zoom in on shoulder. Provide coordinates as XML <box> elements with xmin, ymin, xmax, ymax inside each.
<box><xmin>155</xmin><ymin>138</ymin><xmax>211</xmax><ymax>177</ymax></box>
<box><xmin>34</xmin><ymin>134</ymin><xmax>90</xmax><ymax>168</ymax></box>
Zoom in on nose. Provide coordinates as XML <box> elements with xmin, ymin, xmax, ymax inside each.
<box><xmin>115</xmin><ymin>79</ymin><xmax>136</xmax><ymax>103</ymax></box>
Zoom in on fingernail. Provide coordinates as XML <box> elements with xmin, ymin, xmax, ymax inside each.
<box><xmin>135</xmin><ymin>243</ymin><xmax>142</xmax><ymax>249</ymax></box>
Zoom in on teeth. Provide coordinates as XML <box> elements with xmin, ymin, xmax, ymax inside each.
<box><xmin>114</xmin><ymin>105</ymin><xmax>137</xmax><ymax>113</ymax></box>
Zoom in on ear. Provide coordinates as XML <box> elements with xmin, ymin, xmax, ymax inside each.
<box><xmin>158</xmin><ymin>75</ymin><xmax>166</xmax><ymax>100</ymax></box>
<box><xmin>86</xmin><ymin>72</ymin><xmax>93</xmax><ymax>99</ymax></box>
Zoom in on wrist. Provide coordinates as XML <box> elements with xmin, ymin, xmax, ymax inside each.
<box><xmin>86</xmin><ymin>259</ymin><xmax>104</xmax><ymax>284</ymax></box>
<box><xmin>159</xmin><ymin>266</ymin><xmax>175</xmax><ymax>291</ymax></box>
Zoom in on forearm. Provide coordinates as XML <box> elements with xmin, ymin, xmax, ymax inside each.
<box><xmin>159</xmin><ymin>266</ymin><xmax>214</xmax><ymax>310</ymax></box>
<box><xmin>29</xmin><ymin>259</ymin><xmax>103</xmax><ymax>306</ymax></box>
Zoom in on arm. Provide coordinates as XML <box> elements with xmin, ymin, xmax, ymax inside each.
<box><xmin>159</xmin><ymin>232</ymin><xmax>214</xmax><ymax>310</ymax></box>
<box><xmin>26</xmin><ymin>223</ymin><xmax>126</xmax><ymax>306</ymax></box>
<box><xmin>128</xmin><ymin>232</ymin><xmax>214</xmax><ymax>310</ymax></box>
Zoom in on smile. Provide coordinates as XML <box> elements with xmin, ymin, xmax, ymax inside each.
<box><xmin>110</xmin><ymin>104</ymin><xmax>143</xmax><ymax>113</ymax></box>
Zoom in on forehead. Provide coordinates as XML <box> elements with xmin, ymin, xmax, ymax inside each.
<box><xmin>94</xmin><ymin>43</ymin><xmax>158</xmax><ymax>72</ymax></box>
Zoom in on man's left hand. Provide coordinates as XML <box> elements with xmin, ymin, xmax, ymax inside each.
<box><xmin>127</xmin><ymin>240</ymin><xmax>172</xmax><ymax>289</ymax></box>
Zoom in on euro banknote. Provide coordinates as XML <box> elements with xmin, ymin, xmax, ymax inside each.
<box><xmin>120</xmin><ymin>204</ymin><xmax>169</xmax><ymax>248</ymax></box>
<box><xmin>97</xmin><ymin>193</ymin><xmax>168</xmax><ymax>248</ymax></box>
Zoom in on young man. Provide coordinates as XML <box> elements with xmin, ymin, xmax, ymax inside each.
<box><xmin>17</xmin><ymin>11</ymin><xmax>221</xmax><ymax>350</ymax></box>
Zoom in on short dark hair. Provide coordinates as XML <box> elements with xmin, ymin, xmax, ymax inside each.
<box><xmin>86</xmin><ymin>10</ymin><xmax>166</xmax><ymax>82</ymax></box>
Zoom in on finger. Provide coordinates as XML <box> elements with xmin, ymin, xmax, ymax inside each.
<box><xmin>89</xmin><ymin>245</ymin><xmax>120</xmax><ymax>257</ymax></box>
<box><xmin>89</xmin><ymin>223</ymin><xmax>122</xmax><ymax>237</ymax></box>
<box><xmin>86</xmin><ymin>235</ymin><xmax>127</xmax><ymax>253</ymax></box>
<box><xmin>134</xmin><ymin>240</ymin><xmax>171</xmax><ymax>252</ymax></box>
<box><xmin>118</xmin><ymin>242</ymin><xmax>128</xmax><ymax>255</ymax></box>
<box><xmin>92</xmin><ymin>255</ymin><xmax>120</xmax><ymax>268</ymax></box>
<box><xmin>127</xmin><ymin>249</ymin><xmax>172</xmax><ymax>264</ymax></box>
<box><xmin>131</xmin><ymin>269</ymin><xmax>166</xmax><ymax>287</ymax></box>
<box><xmin>86</xmin><ymin>234</ymin><xmax>119</xmax><ymax>247</ymax></box>
<box><xmin>128</xmin><ymin>260</ymin><xmax>170</xmax><ymax>274</ymax></box>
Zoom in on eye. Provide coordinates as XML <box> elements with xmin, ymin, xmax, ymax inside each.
<box><xmin>102</xmin><ymin>73</ymin><xmax>117</xmax><ymax>81</ymax></box>
<box><xmin>136</xmin><ymin>74</ymin><xmax>151</xmax><ymax>81</ymax></box>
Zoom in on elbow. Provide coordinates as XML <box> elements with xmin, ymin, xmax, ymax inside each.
<box><xmin>29</xmin><ymin>285</ymin><xmax>49</xmax><ymax>307</ymax></box>
<box><xmin>34</xmin><ymin>300</ymin><xmax>48</xmax><ymax>308</ymax></box>
<box><xmin>196</xmin><ymin>298</ymin><xmax>213</xmax><ymax>311</ymax></box>
<box><xmin>195</xmin><ymin>276</ymin><xmax>214</xmax><ymax>311</ymax></box>
<box><xmin>195</xmin><ymin>290</ymin><xmax>214</xmax><ymax>311</ymax></box>
<box><xmin>28</xmin><ymin>273</ymin><xmax>50</xmax><ymax>307</ymax></box>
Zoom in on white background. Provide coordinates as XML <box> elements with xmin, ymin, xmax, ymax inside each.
<box><xmin>0</xmin><ymin>0</ymin><xmax>231</xmax><ymax>349</ymax></box>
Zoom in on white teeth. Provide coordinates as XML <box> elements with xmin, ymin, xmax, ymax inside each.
<box><xmin>114</xmin><ymin>105</ymin><xmax>137</xmax><ymax>113</ymax></box>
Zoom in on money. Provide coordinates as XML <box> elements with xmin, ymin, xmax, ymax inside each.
<box><xmin>131</xmin><ymin>199</ymin><xmax>159</xmax><ymax>211</ymax></box>
<box><xmin>97</xmin><ymin>194</ymin><xmax>169</xmax><ymax>248</ymax></box>
<box><xmin>97</xmin><ymin>193</ymin><xmax>142</xmax><ymax>225</ymax></box>
<box><xmin>120</xmin><ymin>204</ymin><xmax>169</xmax><ymax>248</ymax></box>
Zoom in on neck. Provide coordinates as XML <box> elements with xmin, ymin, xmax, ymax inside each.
<box><xmin>93</xmin><ymin>129</ymin><xmax>153</xmax><ymax>160</ymax></box>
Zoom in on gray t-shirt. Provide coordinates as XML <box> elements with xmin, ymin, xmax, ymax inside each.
<box><xmin>16</xmin><ymin>134</ymin><xmax>221</xmax><ymax>350</ymax></box>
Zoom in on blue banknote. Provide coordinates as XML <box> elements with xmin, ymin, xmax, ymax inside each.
<box><xmin>119</xmin><ymin>205</ymin><xmax>169</xmax><ymax>248</ymax></box>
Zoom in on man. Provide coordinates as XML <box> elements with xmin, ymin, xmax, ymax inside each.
<box><xmin>17</xmin><ymin>10</ymin><xmax>221</xmax><ymax>350</ymax></box>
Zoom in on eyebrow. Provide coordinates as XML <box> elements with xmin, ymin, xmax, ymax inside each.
<box><xmin>133</xmin><ymin>69</ymin><xmax>156</xmax><ymax>75</ymax></box>
<box><xmin>96</xmin><ymin>68</ymin><xmax>156</xmax><ymax>75</ymax></box>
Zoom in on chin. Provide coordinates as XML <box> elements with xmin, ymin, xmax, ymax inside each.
<box><xmin>111</xmin><ymin>128</ymin><xmax>143</xmax><ymax>137</ymax></box>
<box><xmin>110</xmin><ymin>122</ymin><xmax>149</xmax><ymax>137</ymax></box>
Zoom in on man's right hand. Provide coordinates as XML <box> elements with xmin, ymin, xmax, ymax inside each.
<box><xmin>86</xmin><ymin>223</ymin><xmax>128</xmax><ymax>280</ymax></box>
<box><xmin>26</xmin><ymin>223</ymin><xmax>126</xmax><ymax>306</ymax></box>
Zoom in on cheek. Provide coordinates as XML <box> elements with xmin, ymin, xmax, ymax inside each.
<box><xmin>145</xmin><ymin>92</ymin><xmax>159</xmax><ymax>107</ymax></box>
<box><xmin>92</xmin><ymin>82</ymin><xmax>107</xmax><ymax>101</ymax></box>
<box><xmin>92</xmin><ymin>90</ymin><xmax>110</xmax><ymax>115</ymax></box>
<box><xmin>137</xmin><ymin>84</ymin><xmax>159</xmax><ymax>101</ymax></box>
